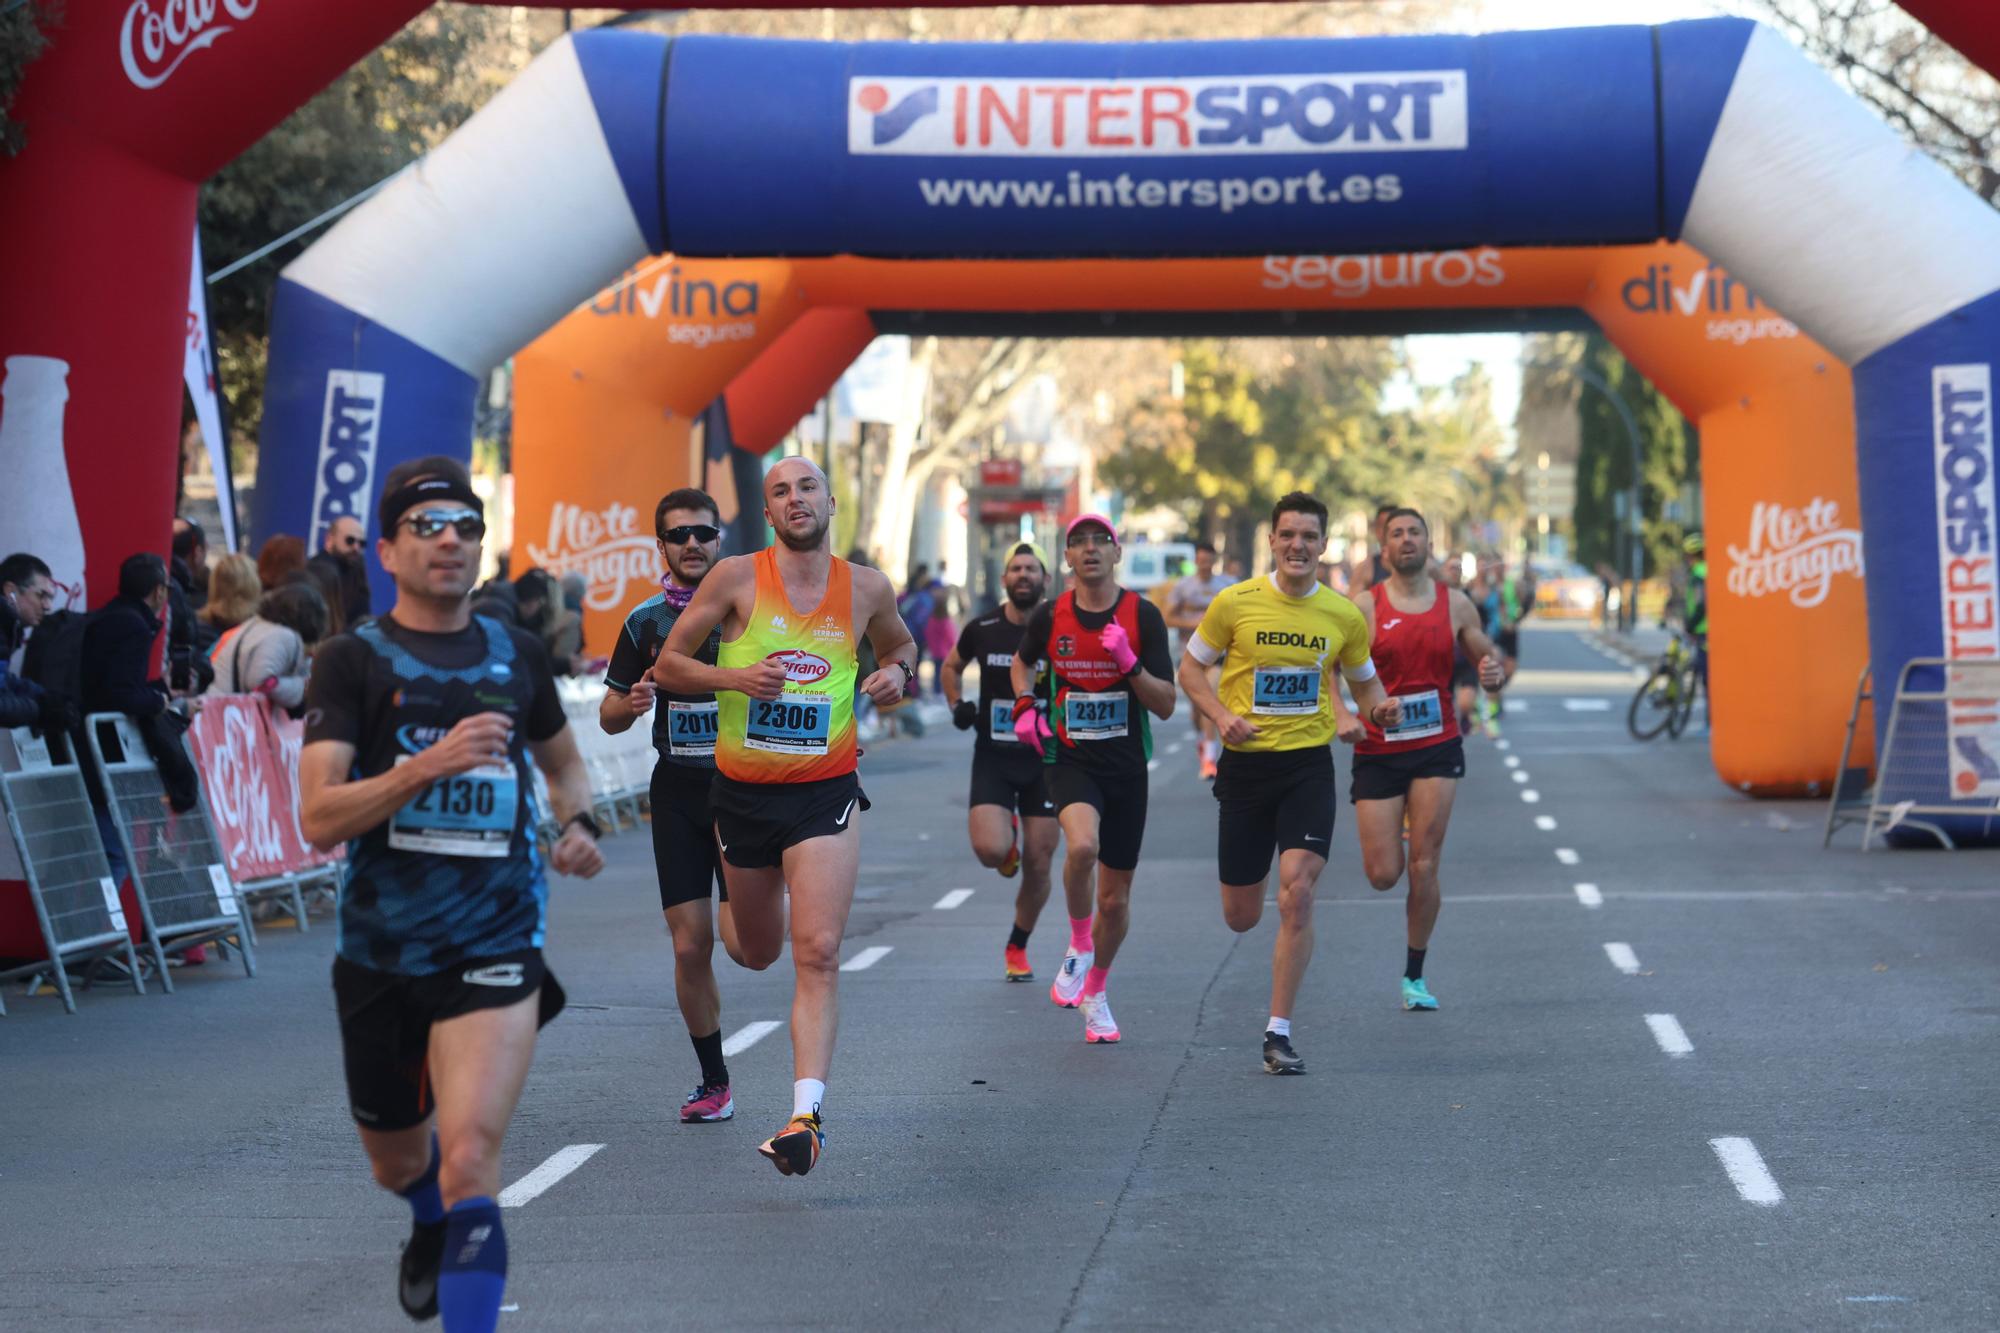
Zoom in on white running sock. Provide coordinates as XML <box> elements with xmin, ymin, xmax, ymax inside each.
<box><xmin>1266</xmin><ymin>1016</ymin><xmax>1291</xmax><ymax>1038</ymax></box>
<box><xmin>793</xmin><ymin>1078</ymin><xmax>826</xmax><ymax>1119</ymax></box>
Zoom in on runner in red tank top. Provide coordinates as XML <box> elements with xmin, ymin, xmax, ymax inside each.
<box><xmin>1347</xmin><ymin>508</ymin><xmax>1505</xmax><ymax>1012</ymax></box>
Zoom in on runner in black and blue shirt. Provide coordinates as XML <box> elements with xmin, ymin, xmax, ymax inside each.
<box><xmin>599</xmin><ymin>487</ymin><xmax>741</xmax><ymax>1126</ymax></box>
<box><xmin>299</xmin><ymin>458</ymin><xmax>604</xmax><ymax>1331</ymax></box>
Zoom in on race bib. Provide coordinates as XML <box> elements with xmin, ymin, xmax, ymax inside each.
<box><xmin>1065</xmin><ymin>690</ymin><xmax>1129</xmax><ymax>741</ymax></box>
<box><xmin>746</xmin><ymin>693</ymin><xmax>832</xmax><ymax>756</ymax></box>
<box><xmin>1252</xmin><ymin>666</ymin><xmax>1320</xmax><ymax>716</ymax></box>
<box><xmin>667</xmin><ymin>699</ymin><xmax>719</xmax><ymax>758</ymax></box>
<box><xmin>990</xmin><ymin>698</ymin><xmax>1019</xmax><ymax>743</ymax></box>
<box><xmin>389</xmin><ymin>759</ymin><xmax>517</xmax><ymax>858</ymax></box>
<box><xmin>1383</xmin><ymin>688</ymin><xmax>1444</xmax><ymax>742</ymax></box>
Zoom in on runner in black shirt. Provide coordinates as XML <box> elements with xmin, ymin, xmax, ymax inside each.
<box><xmin>298</xmin><ymin>459</ymin><xmax>604</xmax><ymax>1330</ymax></box>
<box><xmin>1011</xmin><ymin>513</ymin><xmax>1174</xmax><ymax>1044</ymax></box>
<box><xmin>940</xmin><ymin>543</ymin><xmax>1058</xmax><ymax>982</ymax></box>
<box><xmin>600</xmin><ymin>487</ymin><xmax>743</xmax><ymax>1125</ymax></box>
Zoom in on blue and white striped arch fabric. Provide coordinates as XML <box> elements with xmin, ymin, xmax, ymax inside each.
<box><xmin>259</xmin><ymin>20</ymin><xmax>2000</xmax><ymax>795</ymax></box>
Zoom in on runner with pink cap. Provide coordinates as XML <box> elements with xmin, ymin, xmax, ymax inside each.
<box><xmin>1009</xmin><ymin>512</ymin><xmax>1176</xmax><ymax>1044</ymax></box>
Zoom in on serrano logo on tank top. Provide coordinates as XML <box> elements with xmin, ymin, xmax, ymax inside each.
<box><xmin>769</xmin><ymin>649</ymin><xmax>832</xmax><ymax>682</ymax></box>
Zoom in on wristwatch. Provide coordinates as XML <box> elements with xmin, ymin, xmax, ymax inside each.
<box><xmin>564</xmin><ymin>812</ymin><xmax>603</xmax><ymax>840</ymax></box>
<box><xmin>894</xmin><ymin>658</ymin><xmax>916</xmax><ymax>686</ymax></box>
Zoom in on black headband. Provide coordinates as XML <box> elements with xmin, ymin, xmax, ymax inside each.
<box><xmin>379</xmin><ymin>476</ymin><xmax>484</xmax><ymax>536</ymax></box>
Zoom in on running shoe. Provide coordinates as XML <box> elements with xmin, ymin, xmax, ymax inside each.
<box><xmin>398</xmin><ymin>1219</ymin><xmax>447</xmax><ymax>1321</ymax></box>
<box><xmin>1262</xmin><ymin>1031</ymin><xmax>1305</xmax><ymax>1074</ymax></box>
<box><xmin>1199</xmin><ymin>754</ymin><xmax>1219</xmax><ymax>781</ymax></box>
<box><xmin>1080</xmin><ymin>991</ymin><xmax>1121</xmax><ymax>1043</ymax></box>
<box><xmin>758</xmin><ymin>1111</ymin><xmax>823</xmax><ymax>1177</ymax></box>
<box><xmin>998</xmin><ymin>815</ymin><xmax>1021</xmax><ymax>879</ymax></box>
<box><xmin>1050</xmin><ymin>948</ymin><xmax>1092</xmax><ymax>1008</ymax></box>
<box><xmin>1004</xmin><ymin>942</ymin><xmax>1033</xmax><ymax>982</ymax></box>
<box><xmin>1401</xmin><ymin>977</ymin><xmax>1440</xmax><ymax>1011</ymax></box>
<box><xmin>680</xmin><ymin>1081</ymin><xmax>733</xmax><ymax>1123</ymax></box>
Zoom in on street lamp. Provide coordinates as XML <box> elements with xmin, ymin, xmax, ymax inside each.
<box><xmin>1570</xmin><ymin>364</ymin><xmax>1645</xmax><ymax>632</ymax></box>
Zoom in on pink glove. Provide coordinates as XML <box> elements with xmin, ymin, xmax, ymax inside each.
<box><xmin>1099</xmin><ymin>621</ymin><xmax>1139</xmax><ymax>675</ymax></box>
<box><xmin>1011</xmin><ymin>697</ymin><xmax>1052</xmax><ymax>756</ymax></box>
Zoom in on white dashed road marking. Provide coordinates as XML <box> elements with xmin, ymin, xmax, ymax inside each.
<box><xmin>1646</xmin><ymin>1013</ymin><xmax>1694</xmax><ymax>1056</ymax></box>
<box><xmin>1556</xmin><ymin>848</ymin><xmax>1580</xmax><ymax>866</ymax></box>
<box><xmin>1535</xmin><ymin>815</ymin><xmax>1557</xmax><ymax>831</ymax></box>
<box><xmin>1503</xmin><ymin>755</ymin><xmax>1520</xmax><ymax>769</ymax></box>
<box><xmin>500</xmin><ymin>1144</ymin><xmax>605</xmax><ymax>1208</ymax></box>
<box><xmin>722</xmin><ymin>1020</ymin><xmax>782</xmax><ymax>1057</ymax></box>
<box><xmin>1604</xmin><ymin>942</ymin><xmax>1640</xmax><ymax>974</ymax></box>
<box><xmin>1574</xmin><ymin>883</ymin><xmax>1603</xmax><ymax>907</ymax></box>
<box><xmin>1521</xmin><ymin>790</ymin><xmax>1541</xmax><ymax>803</ymax></box>
<box><xmin>1710</xmin><ymin>1137</ymin><xmax>1784</xmax><ymax>1206</ymax></box>
<box><xmin>934</xmin><ymin>889</ymin><xmax>974</xmax><ymax>910</ymax></box>
<box><xmin>841</xmin><ymin>946</ymin><xmax>894</xmax><ymax>972</ymax></box>
<box><xmin>1510</xmin><ymin>770</ymin><xmax>1529</xmax><ymax>783</ymax></box>
<box><xmin>1562</xmin><ymin>698</ymin><xmax>1613</xmax><ymax>712</ymax></box>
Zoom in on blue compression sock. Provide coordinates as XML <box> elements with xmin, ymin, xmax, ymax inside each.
<box><xmin>439</xmin><ymin>1196</ymin><xmax>507</xmax><ymax>1333</ymax></box>
<box><xmin>396</xmin><ymin>1135</ymin><xmax>445</xmax><ymax>1226</ymax></box>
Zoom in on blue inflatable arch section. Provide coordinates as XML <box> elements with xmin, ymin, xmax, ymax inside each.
<box><xmin>260</xmin><ymin>20</ymin><xmax>2000</xmax><ymax>814</ymax></box>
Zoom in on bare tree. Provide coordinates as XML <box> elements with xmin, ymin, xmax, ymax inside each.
<box><xmin>1745</xmin><ymin>0</ymin><xmax>1999</xmax><ymax>204</ymax></box>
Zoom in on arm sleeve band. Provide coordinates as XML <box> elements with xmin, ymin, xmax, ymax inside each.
<box><xmin>1186</xmin><ymin>634</ymin><xmax>1224</xmax><ymax>667</ymax></box>
<box><xmin>1341</xmin><ymin>658</ymin><xmax>1378</xmax><ymax>684</ymax></box>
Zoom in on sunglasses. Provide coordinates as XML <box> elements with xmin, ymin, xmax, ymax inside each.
<box><xmin>660</xmin><ymin>524</ymin><xmax>721</xmax><ymax>545</ymax></box>
<box><xmin>338</xmin><ymin>536</ymin><xmax>364</xmax><ymax>550</ymax></box>
<box><xmin>400</xmin><ymin>508</ymin><xmax>485</xmax><ymax>541</ymax></box>
<box><xmin>1066</xmin><ymin>531</ymin><xmax>1117</xmax><ymax>548</ymax></box>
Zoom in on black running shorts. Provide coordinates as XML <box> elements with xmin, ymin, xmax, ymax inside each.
<box><xmin>1043</xmin><ymin>764</ymin><xmax>1148</xmax><ymax>872</ymax></box>
<box><xmin>650</xmin><ymin>762</ymin><xmax>726</xmax><ymax>911</ymax></box>
<box><xmin>333</xmin><ymin>949</ymin><xmax>565</xmax><ymax>1131</ymax></box>
<box><xmin>710</xmin><ymin>771</ymin><xmax>868</xmax><ymax>870</ymax></box>
<box><xmin>1349</xmin><ymin>738</ymin><xmax>1467</xmax><ymax>803</ymax></box>
<box><xmin>969</xmin><ymin>747</ymin><xmax>1057</xmax><ymax>817</ymax></box>
<box><xmin>1214</xmin><ymin>747</ymin><xmax>1336</xmax><ymax>886</ymax></box>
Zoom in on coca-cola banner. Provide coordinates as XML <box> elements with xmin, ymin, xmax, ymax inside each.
<box><xmin>185</xmin><ymin>694</ymin><xmax>297</xmax><ymax>881</ymax></box>
<box><xmin>263</xmin><ymin>709</ymin><xmax>344</xmax><ymax>871</ymax></box>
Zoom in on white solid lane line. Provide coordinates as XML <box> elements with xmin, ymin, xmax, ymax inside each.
<box><xmin>499</xmin><ymin>1144</ymin><xmax>605</xmax><ymax>1208</ymax></box>
<box><xmin>841</xmin><ymin>945</ymin><xmax>894</xmax><ymax>972</ymax></box>
<box><xmin>1521</xmin><ymin>790</ymin><xmax>1541</xmax><ymax>803</ymax></box>
<box><xmin>721</xmin><ymin>1020</ymin><xmax>783</xmax><ymax>1057</ymax></box>
<box><xmin>1511</xmin><ymin>770</ymin><xmax>1529</xmax><ymax>783</ymax></box>
<box><xmin>1709</xmin><ymin>1137</ymin><xmax>1785</xmax><ymax>1206</ymax></box>
<box><xmin>1646</xmin><ymin>1013</ymin><xmax>1694</xmax><ymax>1056</ymax></box>
<box><xmin>1535</xmin><ymin>815</ymin><xmax>1557</xmax><ymax>831</ymax></box>
<box><xmin>1604</xmin><ymin>942</ymin><xmax>1641</xmax><ymax>974</ymax></box>
<box><xmin>1556</xmin><ymin>848</ymin><xmax>1580</xmax><ymax>865</ymax></box>
<box><xmin>1574</xmin><ymin>883</ymin><xmax>1603</xmax><ymax>907</ymax></box>
<box><xmin>934</xmin><ymin>888</ymin><xmax>974</xmax><ymax>910</ymax></box>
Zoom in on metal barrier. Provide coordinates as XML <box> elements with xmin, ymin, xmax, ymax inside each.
<box><xmin>0</xmin><ymin>727</ymin><xmax>146</xmax><ymax>1014</ymax></box>
<box><xmin>558</xmin><ymin>679</ymin><xmax>653</xmax><ymax>831</ymax></box>
<box><xmin>1822</xmin><ymin>667</ymin><xmax>1875</xmax><ymax>848</ymax></box>
<box><xmin>85</xmin><ymin>713</ymin><xmax>256</xmax><ymax>987</ymax></box>
<box><xmin>1859</xmin><ymin>658</ymin><xmax>2000</xmax><ymax>851</ymax></box>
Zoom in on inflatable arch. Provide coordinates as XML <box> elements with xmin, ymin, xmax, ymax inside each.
<box><xmin>506</xmin><ymin>243</ymin><xmax>1869</xmax><ymax>797</ymax></box>
<box><xmin>254</xmin><ymin>22</ymin><xmax>2000</xmax><ymax>814</ymax></box>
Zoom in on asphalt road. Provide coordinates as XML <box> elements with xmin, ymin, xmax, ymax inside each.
<box><xmin>3</xmin><ymin>621</ymin><xmax>1995</xmax><ymax>1330</ymax></box>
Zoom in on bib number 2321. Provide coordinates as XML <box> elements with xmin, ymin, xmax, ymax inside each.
<box><xmin>1065</xmin><ymin>691</ymin><xmax>1129</xmax><ymax>741</ymax></box>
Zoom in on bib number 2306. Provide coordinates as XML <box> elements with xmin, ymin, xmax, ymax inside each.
<box><xmin>746</xmin><ymin>694</ymin><xmax>832</xmax><ymax>755</ymax></box>
<box><xmin>389</xmin><ymin>760</ymin><xmax>516</xmax><ymax>858</ymax></box>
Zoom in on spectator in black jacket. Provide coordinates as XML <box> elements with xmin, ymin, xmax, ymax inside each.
<box><xmin>2</xmin><ymin>552</ymin><xmax>60</xmax><ymax>730</ymax></box>
<box><xmin>171</xmin><ymin>518</ymin><xmax>209</xmax><ymax>613</ymax></box>
<box><xmin>305</xmin><ymin>515</ymin><xmax>372</xmax><ymax>627</ymax></box>
<box><xmin>85</xmin><ymin>554</ymin><xmax>172</xmax><ymax>724</ymax></box>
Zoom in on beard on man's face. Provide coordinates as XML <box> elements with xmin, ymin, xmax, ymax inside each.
<box><xmin>1006</xmin><ymin>577</ymin><xmax>1043</xmax><ymax>609</ymax></box>
<box><xmin>774</xmin><ymin>510</ymin><xmax>828</xmax><ymax>552</ymax></box>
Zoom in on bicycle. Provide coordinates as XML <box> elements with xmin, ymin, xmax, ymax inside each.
<box><xmin>1627</xmin><ymin>628</ymin><xmax>1702</xmax><ymax>741</ymax></box>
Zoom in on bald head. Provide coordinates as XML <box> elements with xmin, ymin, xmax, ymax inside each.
<box><xmin>765</xmin><ymin>455</ymin><xmax>835</xmax><ymax>553</ymax></box>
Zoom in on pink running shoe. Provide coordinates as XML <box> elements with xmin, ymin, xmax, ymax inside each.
<box><xmin>1050</xmin><ymin>949</ymin><xmax>1092</xmax><ymax>1009</ymax></box>
<box><xmin>680</xmin><ymin>1082</ymin><xmax>733</xmax><ymax>1123</ymax></box>
<box><xmin>1080</xmin><ymin>991</ymin><xmax>1120</xmax><ymax>1043</ymax></box>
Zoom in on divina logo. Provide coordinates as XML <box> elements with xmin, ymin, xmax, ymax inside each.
<box><xmin>121</xmin><ymin>0</ymin><xmax>258</xmax><ymax>91</ymax></box>
<box><xmin>1619</xmin><ymin>262</ymin><xmax>1799</xmax><ymax>345</ymax></box>
<box><xmin>848</xmin><ymin>72</ymin><xmax>1466</xmax><ymax>157</ymax></box>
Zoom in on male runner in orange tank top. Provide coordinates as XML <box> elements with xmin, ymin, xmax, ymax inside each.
<box><xmin>655</xmin><ymin>458</ymin><xmax>916</xmax><ymax>1177</ymax></box>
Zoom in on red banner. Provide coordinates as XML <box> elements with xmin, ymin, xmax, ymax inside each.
<box><xmin>262</xmin><ymin>709</ymin><xmax>343</xmax><ymax>871</ymax></box>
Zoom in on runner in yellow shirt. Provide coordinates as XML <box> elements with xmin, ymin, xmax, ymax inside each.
<box><xmin>1178</xmin><ymin>492</ymin><xmax>1399</xmax><ymax>1075</ymax></box>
